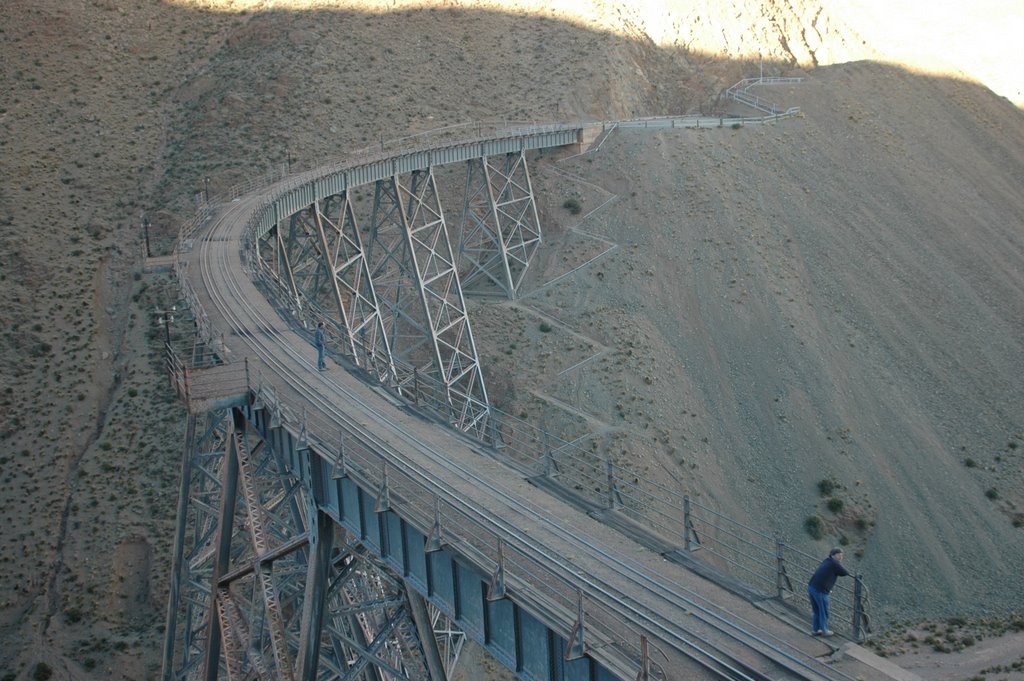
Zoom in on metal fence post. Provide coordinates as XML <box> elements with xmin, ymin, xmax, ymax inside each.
<box><xmin>775</xmin><ymin>537</ymin><xmax>786</xmax><ymax>599</ymax></box>
<box><xmin>606</xmin><ymin>459</ymin><xmax>619</xmax><ymax>510</ymax></box>
<box><xmin>683</xmin><ymin>495</ymin><xmax>693</xmax><ymax>551</ymax></box>
<box><xmin>853</xmin><ymin>574</ymin><xmax>864</xmax><ymax>641</ymax></box>
<box><xmin>543</xmin><ymin>431</ymin><xmax>553</xmax><ymax>478</ymax></box>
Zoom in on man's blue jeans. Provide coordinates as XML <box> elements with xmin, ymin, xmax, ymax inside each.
<box><xmin>317</xmin><ymin>343</ymin><xmax>326</xmax><ymax>370</ymax></box>
<box><xmin>808</xmin><ymin>585</ymin><xmax>830</xmax><ymax>633</ymax></box>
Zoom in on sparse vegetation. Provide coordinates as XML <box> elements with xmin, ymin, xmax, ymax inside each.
<box><xmin>1</xmin><ymin>3</ymin><xmax>1022</xmax><ymax>681</ymax></box>
<box><xmin>805</xmin><ymin>515</ymin><xmax>824</xmax><ymax>540</ymax></box>
<box><xmin>562</xmin><ymin>198</ymin><xmax>582</xmax><ymax>215</ymax></box>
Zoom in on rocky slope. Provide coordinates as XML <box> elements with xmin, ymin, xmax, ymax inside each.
<box><xmin>0</xmin><ymin>1</ymin><xmax>1020</xmax><ymax>679</ymax></box>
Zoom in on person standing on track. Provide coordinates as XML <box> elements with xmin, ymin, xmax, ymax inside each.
<box><xmin>808</xmin><ymin>547</ymin><xmax>850</xmax><ymax>636</ymax></box>
<box><xmin>314</xmin><ymin>321</ymin><xmax>327</xmax><ymax>371</ymax></box>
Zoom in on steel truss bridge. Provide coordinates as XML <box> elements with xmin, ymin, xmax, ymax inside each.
<box><xmin>161</xmin><ymin>117</ymin><xmax>895</xmax><ymax>681</ymax></box>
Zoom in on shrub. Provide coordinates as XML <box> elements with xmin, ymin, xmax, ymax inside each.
<box><xmin>562</xmin><ymin>198</ymin><xmax>582</xmax><ymax>215</ymax></box>
<box><xmin>963</xmin><ymin>458</ymin><xmax>977</xmax><ymax>468</ymax></box>
<box><xmin>33</xmin><ymin>663</ymin><xmax>53</xmax><ymax>681</ymax></box>
<box><xmin>65</xmin><ymin>606</ymin><xmax>82</xmax><ymax>623</ymax></box>
<box><xmin>804</xmin><ymin>515</ymin><xmax>824</xmax><ymax>540</ymax></box>
<box><xmin>827</xmin><ymin>497</ymin><xmax>844</xmax><ymax>513</ymax></box>
<box><xmin>985</xmin><ymin>487</ymin><xmax>999</xmax><ymax>500</ymax></box>
<box><xmin>817</xmin><ymin>478</ymin><xmax>837</xmax><ymax>496</ymax></box>
<box><xmin>539</xmin><ymin>322</ymin><xmax>552</xmax><ymax>333</ymax></box>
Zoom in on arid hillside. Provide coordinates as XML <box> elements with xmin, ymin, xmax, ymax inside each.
<box><xmin>1</xmin><ymin>1</ymin><xmax>1021</xmax><ymax>680</ymax></box>
<box><xmin>497</xmin><ymin>65</ymin><xmax>1024</xmax><ymax>620</ymax></box>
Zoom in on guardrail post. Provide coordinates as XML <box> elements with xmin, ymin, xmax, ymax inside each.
<box><xmin>413</xmin><ymin>367</ymin><xmax>420</xmax><ymax>405</ymax></box>
<box><xmin>684</xmin><ymin>497</ymin><xmax>692</xmax><ymax>548</ymax></box>
<box><xmin>606</xmin><ymin>459</ymin><xmax>620</xmax><ymax>510</ymax></box>
<box><xmin>853</xmin><ymin>574</ymin><xmax>864</xmax><ymax>641</ymax></box>
<box><xmin>543</xmin><ymin>432</ymin><xmax>553</xmax><ymax>478</ymax></box>
<box><xmin>637</xmin><ymin>635</ymin><xmax>650</xmax><ymax>681</ymax></box>
<box><xmin>775</xmin><ymin>537</ymin><xmax>786</xmax><ymax>599</ymax></box>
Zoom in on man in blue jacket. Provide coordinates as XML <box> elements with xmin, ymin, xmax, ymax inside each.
<box><xmin>808</xmin><ymin>547</ymin><xmax>850</xmax><ymax>636</ymax></box>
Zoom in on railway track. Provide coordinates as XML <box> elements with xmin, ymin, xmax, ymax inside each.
<box><xmin>182</xmin><ymin>183</ymin><xmax>877</xmax><ymax>681</ymax></box>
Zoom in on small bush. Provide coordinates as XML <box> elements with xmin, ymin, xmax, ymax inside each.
<box><xmin>65</xmin><ymin>606</ymin><xmax>82</xmax><ymax>623</ymax></box>
<box><xmin>33</xmin><ymin>663</ymin><xmax>53</xmax><ymax>681</ymax></box>
<box><xmin>985</xmin><ymin>487</ymin><xmax>999</xmax><ymax>500</ymax></box>
<box><xmin>827</xmin><ymin>497</ymin><xmax>844</xmax><ymax>513</ymax></box>
<box><xmin>804</xmin><ymin>515</ymin><xmax>824</xmax><ymax>540</ymax></box>
<box><xmin>963</xmin><ymin>458</ymin><xmax>977</xmax><ymax>468</ymax></box>
<box><xmin>539</xmin><ymin>322</ymin><xmax>552</xmax><ymax>333</ymax></box>
<box><xmin>818</xmin><ymin>478</ymin><xmax>837</xmax><ymax>496</ymax></box>
<box><xmin>731</xmin><ymin>122</ymin><xmax>742</xmax><ymax>129</ymax></box>
<box><xmin>562</xmin><ymin>198</ymin><xmax>582</xmax><ymax>215</ymax></box>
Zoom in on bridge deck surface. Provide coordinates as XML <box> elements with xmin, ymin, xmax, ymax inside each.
<box><xmin>178</xmin><ymin>185</ymin><xmax>913</xmax><ymax>681</ymax></box>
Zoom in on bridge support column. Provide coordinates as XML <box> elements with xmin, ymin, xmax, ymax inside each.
<box><xmin>163</xmin><ymin>403</ymin><xmax>457</xmax><ymax>681</ymax></box>
<box><xmin>458</xmin><ymin>150</ymin><xmax>542</xmax><ymax>299</ymax></box>
<box><xmin>407</xmin><ymin>586</ymin><xmax>450</xmax><ymax>681</ymax></box>
<box><xmin>366</xmin><ymin>169</ymin><xmax>491</xmax><ymax>437</ymax></box>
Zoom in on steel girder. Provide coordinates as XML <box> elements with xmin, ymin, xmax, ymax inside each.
<box><xmin>253</xmin><ymin>168</ymin><xmax>494</xmax><ymax>436</ymax></box>
<box><xmin>366</xmin><ymin>169</ymin><xmax>491</xmax><ymax>437</ymax></box>
<box><xmin>458</xmin><ymin>151</ymin><xmax>542</xmax><ymax>300</ymax></box>
<box><xmin>296</xmin><ymin>193</ymin><xmax>397</xmax><ymax>384</ymax></box>
<box><xmin>162</xmin><ymin>406</ymin><xmax>457</xmax><ymax>681</ymax></box>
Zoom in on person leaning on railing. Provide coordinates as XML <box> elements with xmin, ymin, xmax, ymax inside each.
<box><xmin>807</xmin><ymin>547</ymin><xmax>850</xmax><ymax>637</ymax></box>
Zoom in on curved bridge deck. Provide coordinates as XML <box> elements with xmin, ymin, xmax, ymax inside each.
<box><xmin>168</xmin><ymin>119</ymin><xmax>907</xmax><ymax>681</ymax></box>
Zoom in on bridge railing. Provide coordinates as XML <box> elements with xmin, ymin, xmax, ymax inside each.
<box><xmin>289</xmin><ymin>315</ymin><xmax>873</xmax><ymax>640</ymax></box>
<box><xmin>724</xmin><ymin>77</ymin><xmax>804</xmax><ymax>116</ymax></box>
<box><xmin>245</xmin><ymin>371</ymin><xmax>667</xmax><ymax>680</ymax></box>
<box><xmin>173</xmin><ymin>109</ymin><xmax>871</xmax><ymax>642</ymax></box>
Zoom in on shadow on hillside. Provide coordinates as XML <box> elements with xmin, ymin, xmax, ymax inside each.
<box><xmin>2</xmin><ymin>1</ymin><xmax>1023</xmax><ymax>679</ymax></box>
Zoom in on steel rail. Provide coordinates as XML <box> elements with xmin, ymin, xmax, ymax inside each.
<box><xmin>194</xmin><ymin>198</ymin><xmax>753</xmax><ymax>680</ymax></box>
<box><xmin>189</xmin><ymin>192</ymin><xmax>853</xmax><ymax>681</ymax></box>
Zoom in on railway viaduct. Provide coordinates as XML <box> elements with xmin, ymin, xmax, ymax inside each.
<box><xmin>159</xmin><ymin>109</ymin><xmax>917</xmax><ymax>681</ymax></box>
